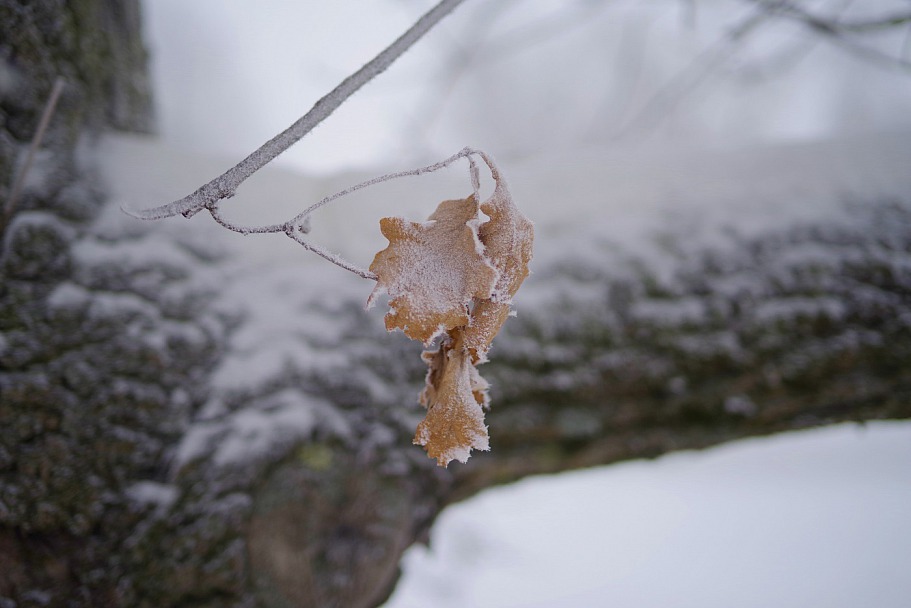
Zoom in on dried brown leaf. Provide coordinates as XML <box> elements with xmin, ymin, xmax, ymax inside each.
<box><xmin>464</xmin><ymin>181</ymin><xmax>534</xmax><ymax>360</ymax></box>
<box><xmin>370</xmin><ymin>160</ymin><xmax>533</xmax><ymax>467</ymax></box>
<box><xmin>367</xmin><ymin>196</ymin><xmax>498</xmax><ymax>345</ymax></box>
<box><xmin>413</xmin><ymin>331</ymin><xmax>489</xmax><ymax>467</ymax></box>
<box><xmin>420</xmin><ymin>334</ymin><xmax>489</xmax><ymax>410</ymax></box>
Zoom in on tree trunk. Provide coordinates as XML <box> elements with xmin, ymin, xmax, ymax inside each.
<box><xmin>2</xmin><ymin>2</ymin><xmax>909</xmax><ymax>607</ymax></box>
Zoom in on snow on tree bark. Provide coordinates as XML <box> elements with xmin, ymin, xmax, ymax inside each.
<box><xmin>3</xmin><ymin>2</ymin><xmax>911</xmax><ymax>608</ymax></box>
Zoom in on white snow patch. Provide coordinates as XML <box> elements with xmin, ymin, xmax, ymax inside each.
<box><xmin>209</xmin><ymin>262</ymin><xmax>365</xmax><ymax>392</ymax></box>
<box><xmin>631</xmin><ymin>296</ymin><xmax>707</xmax><ymax>326</ymax></box>
<box><xmin>385</xmin><ymin>421</ymin><xmax>911</xmax><ymax>608</ymax></box>
<box><xmin>213</xmin><ymin>399</ymin><xmax>317</xmax><ymax>466</ymax></box>
<box><xmin>723</xmin><ymin>394</ymin><xmax>757</xmax><ymax>417</ymax></box>
<box><xmin>126</xmin><ymin>481</ymin><xmax>179</xmax><ymax>511</ymax></box>
<box><xmin>175</xmin><ymin>389</ymin><xmax>350</xmax><ymax>467</ymax></box>
<box><xmin>674</xmin><ymin>330</ymin><xmax>743</xmax><ymax>360</ymax></box>
<box><xmin>46</xmin><ymin>282</ymin><xmax>91</xmax><ymax>311</ymax></box>
<box><xmin>71</xmin><ymin>233</ymin><xmax>198</xmax><ymax>272</ymax></box>
<box><xmin>174</xmin><ymin>421</ymin><xmax>225</xmax><ymax>467</ymax></box>
<box><xmin>3</xmin><ymin>211</ymin><xmax>75</xmax><ymax>244</ymax></box>
<box><xmin>754</xmin><ymin>296</ymin><xmax>847</xmax><ymax>324</ymax></box>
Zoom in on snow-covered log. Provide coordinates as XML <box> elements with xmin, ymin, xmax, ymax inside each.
<box><xmin>458</xmin><ymin>196</ymin><xmax>911</xmax><ymax>498</ymax></box>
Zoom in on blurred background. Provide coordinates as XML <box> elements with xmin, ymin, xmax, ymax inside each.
<box><xmin>139</xmin><ymin>2</ymin><xmax>911</xmax><ymax>606</ymax></box>
<box><xmin>2</xmin><ymin>1</ymin><xmax>910</xmax><ymax>606</ymax></box>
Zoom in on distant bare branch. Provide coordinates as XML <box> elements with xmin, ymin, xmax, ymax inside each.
<box><xmin>747</xmin><ymin>0</ymin><xmax>911</xmax><ymax>70</ymax></box>
<box><xmin>612</xmin><ymin>6</ymin><xmax>773</xmax><ymax>139</ymax></box>
<box><xmin>3</xmin><ymin>76</ymin><xmax>65</xmax><ymax>235</ymax></box>
<box><xmin>615</xmin><ymin>0</ymin><xmax>911</xmax><ymax>139</ymax></box>
<box><xmin>752</xmin><ymin>1</ymin><xmax>911</xmax><ymax>34</ymax></box>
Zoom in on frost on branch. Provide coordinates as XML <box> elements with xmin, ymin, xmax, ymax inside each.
<box><xmin>369</xmin><ymin>168</ymin><xmax>534</xmax><ymax>466</ymax></box>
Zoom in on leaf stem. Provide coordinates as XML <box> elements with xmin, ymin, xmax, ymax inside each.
<box><xmin>286</xmin><ymin>227</ymin><xmax>378</xmax><ymax>280</ymax></box>
<box><xmin>200</xmin><ymin>147</ymin><xmax>498</xmax><ymax>280</ymax></box>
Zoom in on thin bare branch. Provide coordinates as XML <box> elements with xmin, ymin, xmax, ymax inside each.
<box><xmin>286</xmin><ymin>227</ymin><xmax>378</xmax><ymax>281</ymax></box>
<box><xmin>190</xmin><ymin>147</ymin><xmax>495</xmax><ymax>279</ymax></box>
<box><xmin>3</xmin><ymin>76</ymin><xmax>65</xmax><ymax>234</ymax></box>
<box><xmin>747</xmin><ymin>0</ymin><xmax>911</xmax><ymax>70</ymax></box>
<box><xmin>754</xmin><ymin>1</ymin><xmax>911</xmax><ymax>34</ymax></box>
<box><xmin>724</xmin><ymin>0</ymin><xmax>855</xmax><ymax>83</ymax></box>
<box><xmin>288</xmin><ymin>147</ymin><xmax>474</xmax><ymax>226</ymax></box>
<box><xmin>125</xmin><ymin>0</ymin><xmax>466</xmax><ymax>222</ymax></box>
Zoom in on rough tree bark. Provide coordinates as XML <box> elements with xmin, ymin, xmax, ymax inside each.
<box><xmin>0</xmin><ymin>1</ymin><xmax>224</xmax><ymax>605</ymax></box>
<box><xmin>1</xmin><ymin>2</ymin><xmax>909</xmax><ymax>608</ymax></box>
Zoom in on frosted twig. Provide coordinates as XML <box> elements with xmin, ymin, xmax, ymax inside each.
<box><xmin>286</xmin><ymin>227</ymin><xmax>378</xmax><ymax>281</ymax></box>
<box><xmin>3</xmin><ymin>77</ymin><xmax>65</xmax><ymax>234</ymax></box>
<box><xmin>193</xmin><ymin>147</ymin><xmax>498</xmax><ymax>279</ymax></box>
<box><xmin>468</xmin><ymin>154</ymin><xmax>481</xmax><ymax>199</ymax></box>
<box><xmin>289</xmin><ymin>147</ymin><xmax>475</xmax><ymax>226</ymax></box>
<box><xmin>125</xmin><ymin>0</ymin><xmax>466</xmax><ymax>222</ymax></box>
<box><xmin>119</xmin><ymin>0</ymin><xmax>511</xmax><ymax>281</ymax></box>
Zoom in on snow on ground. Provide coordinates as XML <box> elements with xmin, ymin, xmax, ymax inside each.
<box><xmin>384</xmin><ymin>421</ymin><xmax>911</xmax><ymax>608</ymax></box>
